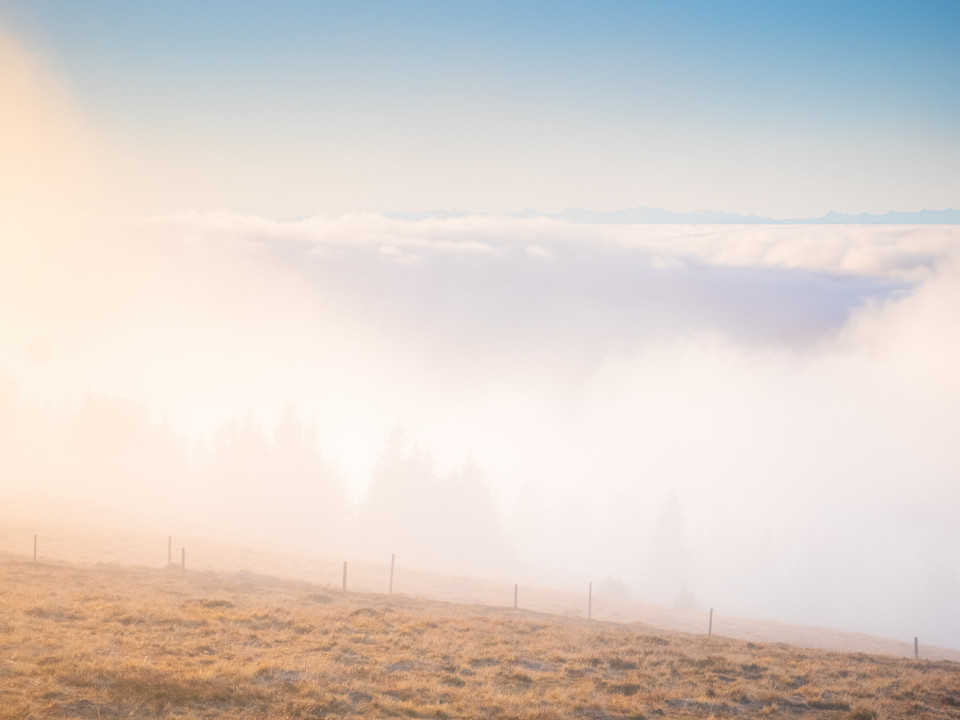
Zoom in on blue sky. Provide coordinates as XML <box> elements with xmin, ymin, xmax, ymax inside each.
<box><xmin>2</xmin><ymin>0</ymin><xmax>959</xmax><ymax>217</ymax></box>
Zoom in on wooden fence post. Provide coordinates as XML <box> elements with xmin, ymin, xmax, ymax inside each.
<box><xmin>709</xmin><ymin>608</ymin><xmax>713</xmax><ymax>636</ymax></box>
<box><xmin>588</xmin><ymin>582</ymin><xmax>592</xmax><ymax>620</ymax></box>
<box><xmin>514</xmin><ymin>584</ymin><xmax>518</xmax><ymax>609</ymax></box>
<box><xmin>342</xmin><ymin>561</ymin><xmax>348</xmax><ymax>592</ymax></box>
<box><xmin>389</xmin><ymin>554</ymin><xmax>395</xmax><ymax>594</ymax></box>
<box><xmin>914</xmin><ymin>637</ymin><xmax>919</xmax><ymax>659</ymax></box>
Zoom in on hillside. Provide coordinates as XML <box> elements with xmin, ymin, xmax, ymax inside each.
<box><xmin>2</xmin><ymin>559</ymin><xmax>959</xmax><ymax>720</ymax></box>
<box><xmin>1</xmin><ymin>505</ymin><xmax>956</xmax><ymax>664</ymax></box>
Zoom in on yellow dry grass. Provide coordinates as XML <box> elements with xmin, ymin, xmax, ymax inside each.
<box><xmin>1</xmin><ymin>560</ymin><xmax>959</xmax><ymax>720</ymax></box>
<box><xmin>3</xmin><ymin>510</ymin><xmax>956</xmax><ymax>663</ymax></box>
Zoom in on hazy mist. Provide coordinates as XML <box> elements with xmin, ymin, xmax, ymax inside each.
<box><xmin>3</xmin><ymin>18</ymin><xmax>960</xmax><ymax>652</ymax></box>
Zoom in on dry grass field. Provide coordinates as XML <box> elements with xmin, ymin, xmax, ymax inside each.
<box><xmin>2</xmin><ymin>559</ymin><xmax>959</xmax><ymax>720</ymax></box>
<box><xmin>3</xmin><ymin>504</ymin><xmax>956</xmax><ymax>663</ymax></box>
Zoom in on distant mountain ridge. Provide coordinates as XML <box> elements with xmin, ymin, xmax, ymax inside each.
<box><xmin>384</xmin><ymin>207</ymin><xmax>960</xmax><ymax>224</ymax></box>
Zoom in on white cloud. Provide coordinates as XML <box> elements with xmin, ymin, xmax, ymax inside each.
<box><xmin>130</xmin><ymin>211</ymin><xmax>957</xmax><ymax>281</ymax></box>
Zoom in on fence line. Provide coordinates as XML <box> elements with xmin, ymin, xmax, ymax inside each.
<box><xmin>0</xmin><ymin>527</ymin><xmax>937</xmax><ymax>660</ymax></box>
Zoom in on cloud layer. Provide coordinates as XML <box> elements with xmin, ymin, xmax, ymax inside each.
<box><xmin>3</xmin><ymin>25</ymin><xmax>960</xmax><ymax>649</ymax></box>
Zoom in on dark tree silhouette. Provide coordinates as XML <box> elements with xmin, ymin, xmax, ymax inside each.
<box><xmin>354</xmin><ymin>428</ymin><xmax>510</xmax><ymax>574</ymax></box>
<box><xmin>644</xmin><ymin>490</ymin><xmax>695</xmax><ymax>607</ymax></box>
<box><xmin>354</xmin><ymin>426</ymin><xmax>437</xmax><ymax>562</ymax></box>
<box><xmin>437</xmin><ymin>454</ymin><xmax>511</xmax><ymax>575</ymax></box>
<box><xmin>205</xmin><ymin>405</ymin><xmax>347</xmax><ymax>549</ymax></box>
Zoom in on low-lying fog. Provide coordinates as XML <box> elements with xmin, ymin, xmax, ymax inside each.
<box><xmin>3</xmin><ymin>29</ymin><xmax>960</xmax><ymax>651</ymax></box>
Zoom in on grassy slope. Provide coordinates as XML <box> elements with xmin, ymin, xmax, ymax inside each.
<box><xmin>1</xmin><ymin>561</ymin><xmax>959</xmax><ymax>720</ymax></box>
<box><xmin>2</xmin><ymin>508</ymin><xmax>956</xmax><ymax>663</ymax></box>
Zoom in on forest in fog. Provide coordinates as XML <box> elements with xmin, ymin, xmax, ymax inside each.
<box><xmin>1</xmin><ymin>370</ymin><xmax>714</xmax><ymax>620</ymax></box>
<box><xmin>4</xmin><ymin>373</ymin><xmax>959</xmax><ymax>656</ymax></box>
<box><xmin>0</xmin><ymin>389</ymin><xmax>515</xmax><ymax>579</ymax></box>
<box><xmin>0</xmin><ymin>381</ymin><xmax>693</xmax><ymax>611</ymax></box>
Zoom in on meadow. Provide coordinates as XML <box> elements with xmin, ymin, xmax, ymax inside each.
<box><xmin>2</xmin><ymin>558</ymin><xmax>959</xmax><ymax>720</ymax></box>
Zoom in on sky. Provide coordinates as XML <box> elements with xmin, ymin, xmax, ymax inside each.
<box><xmin>3</xmin><ymin>1</ymin><xmax>960</xmax><ymax>649</ymax></box>
<box><xmin>2</xmin><ymin>0</ymin><xmax>959</xmax><ymax>217</ymax></box>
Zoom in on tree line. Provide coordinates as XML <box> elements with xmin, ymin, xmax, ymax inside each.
<box><xmin>0</xmin><ymin>385</ymin><xmax>511</xmax><ymax>575</ymax></box>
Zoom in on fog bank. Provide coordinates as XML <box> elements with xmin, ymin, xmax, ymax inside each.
<box><xmin>3</xmin><ymin>26</ymin><xmax>960</xmax><ymax>650</ymax></box>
